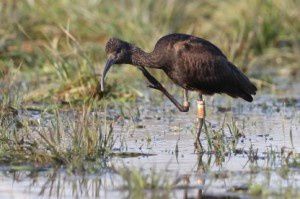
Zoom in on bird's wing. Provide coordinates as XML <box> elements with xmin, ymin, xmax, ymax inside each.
<box><xmin>174</xmin><ymin>42</ymin><xmax>256</xmax><ymax>101</ymax></box>
<box><xmin>155</xmin><ymin>33</ymin><xmax>227</xmax><ymax>58</ymax></box>
<box><xmin>154</xmin><ymin>34</ymin><xmax>256</xmax><ymax>101</ymax></box>
<box><xmin>199</xmin><ymin>58</ymin><xmax>256</xmax><ymax>101</ymax></box>
<box><xmin>173</xmin><ymin>37</ymin><xmax>227</xmax><ymax>58</ymax></box>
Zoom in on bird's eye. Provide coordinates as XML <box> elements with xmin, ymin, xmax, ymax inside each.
<box><xmin>116</xmin><ymin>48</ymin><xmax>122</xmax><ymax>54</ymax></box>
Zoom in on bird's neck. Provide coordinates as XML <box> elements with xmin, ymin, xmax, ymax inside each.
<box><xmin>130</xmin><ymin>46</ymin><xmax>162</xmax><ymax>68</ymax></box>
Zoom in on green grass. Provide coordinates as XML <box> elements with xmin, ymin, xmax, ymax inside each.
<box><xmin>0</xmin><ymin>1</ymin><xmax>300</xmax><ymax>197</ymax></box>
<box><xmin>201</xmin><ymin>117</ymin><xmax>245</xmax><ymax>159</ymax></box>
<box><xmin>0</xmin><ymin>0</ymin><xmax>299</xmax><ymax>106</ymax></box>
<box><xmin>0</xmin><ymin>105</ymin><xmax>116</xmax><ymax>173</ymax></box>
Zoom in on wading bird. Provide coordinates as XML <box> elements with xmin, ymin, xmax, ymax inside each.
<box><xmin>101</xmin><ymin>33</ymin><xmax>257</xmax><ymax>150</ymax></box>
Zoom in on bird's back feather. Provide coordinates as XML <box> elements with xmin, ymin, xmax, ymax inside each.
<box><xmin>154</xmin><ymin>33</ymin><xmax>257</xmax><ymax>102</ymax></box>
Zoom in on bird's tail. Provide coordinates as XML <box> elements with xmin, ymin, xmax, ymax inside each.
<box><xmin>228</xmin><ymin>62</ymin><xmax>257</xmax><ymax>102</ymax></box>
<box><xmin>239</xmin><ymin>91</ymin><xmax>254</xmax><ymax>102</ymax></box>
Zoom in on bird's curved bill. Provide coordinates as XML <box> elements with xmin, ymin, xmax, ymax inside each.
<box><xmin>100</xmin><ymin>56</ymin><xmax>116</xmax><ymax>92</ymax></box>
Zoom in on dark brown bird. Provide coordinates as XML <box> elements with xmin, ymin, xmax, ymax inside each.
<box><xmin>101</xmin><ymin>33</ymin><xmax>257</xmax><ymax>149</ymax></box>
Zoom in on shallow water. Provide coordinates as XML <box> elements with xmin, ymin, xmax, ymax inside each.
<box><xmin>0</xmin><ymin>83</ymin><xmax>300</xmax><ymax>198</ymax></box>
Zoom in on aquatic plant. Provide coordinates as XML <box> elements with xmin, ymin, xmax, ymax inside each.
<box><xmin>0</xmin><ymin>105</ymin><xmax>116</xmax><ymax>172</ymax></box>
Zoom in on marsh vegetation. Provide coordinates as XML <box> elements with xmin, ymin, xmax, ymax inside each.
<box><xmin>0</xmin><ymin>0</ymin><xmax>299</xmax><ymax>198</ymax></box>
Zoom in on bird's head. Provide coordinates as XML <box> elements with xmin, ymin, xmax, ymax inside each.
<box><xmin>101</xmin><ymin>38</ymin><xmax>132</xmax><ymax>91</ymax></box>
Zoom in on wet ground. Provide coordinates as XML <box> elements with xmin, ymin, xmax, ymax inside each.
<box><xmin>0</xmin><ymin>82</ymin><xmax>300</xmax><ymax>198</ymax></box>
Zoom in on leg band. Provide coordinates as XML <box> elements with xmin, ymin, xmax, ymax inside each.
<box><xmin>197</xmin><ymin>100</ymin><xmax>205</xmax><ymax>119</ymax></box>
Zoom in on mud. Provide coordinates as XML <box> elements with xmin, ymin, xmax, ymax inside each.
<box><xmin>0</xmin><ymin>82</ymin><xmax>299</xmax><ymax>198</ymax></box>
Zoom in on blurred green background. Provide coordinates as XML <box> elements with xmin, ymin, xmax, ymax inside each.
<box><xmin>0</xmin><ymin>0</ymin><xmax>299</xmax><ymax>106</ymax></box>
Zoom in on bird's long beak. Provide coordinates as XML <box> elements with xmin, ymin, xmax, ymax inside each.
<box><xmin>101</xmin><ymin>55</ymin><xmax>116</xmax><ymax>92</ymax></box>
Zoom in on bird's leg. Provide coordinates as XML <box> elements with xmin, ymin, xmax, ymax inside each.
<box><xmin>194</xmin><ymin>93</ymin><xmax>205</xmax><ymax>152</ymax></box>
<box><xmin>137</xmin><ymin>66</ymin><xmax>190</xmax><ymax>112</ymax></box>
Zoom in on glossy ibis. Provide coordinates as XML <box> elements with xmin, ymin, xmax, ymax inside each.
<box><xmin>101</xmin><ymin>33</ymin><xmax>257</xmax><ymax>150</ymax></box>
